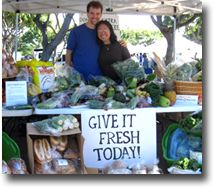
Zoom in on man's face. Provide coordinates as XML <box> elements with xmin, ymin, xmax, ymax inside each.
<box><xmin>87</xmin><ymin>7</ymin><xmax>102</xmax><ymax>26</ymax></box>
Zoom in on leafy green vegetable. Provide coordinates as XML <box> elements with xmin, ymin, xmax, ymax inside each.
<box><xmin>88</xmin><ymin>100</ymin><xmax>106</xmax><ymax>109</ymax></box>
<box><xmin>37</xmin><ymin>97</ymin><xmax>62</xmax><ymax>109</ymax></box>
<box><xmin>112</xmin><ymin>59</ymin><xmax>145</xmax><ymax>85</ymax></box>
<box><xmin>113</xmin><ymin>92</ymin><xmax>127</xmax><ymax>103</ymax></box>
<box><xmin>179</xmin><ymin>115</ymin><xmax>201</xmax><ymax>134</ymax></box>
<box><xmin>146</xmin><ymin>73</ymin><xmax>156</xmax><ymax>81</ymax></box>
<box><xmin>173</xmin><ymin>157</ymin><xmax>200</xmax><ymax>171</ymax></box>
<box><xmin>143</xmin><ymin>82</ymin><xmax>162</xmax><ymax>106</ymax></box>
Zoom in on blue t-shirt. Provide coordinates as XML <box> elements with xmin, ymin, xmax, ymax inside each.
<box><xmin>67</xmin><ymin>24</ymin><xmax>102</xmax><ymax>81</ymax></box>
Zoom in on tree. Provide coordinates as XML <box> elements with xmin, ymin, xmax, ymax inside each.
<box><xmin>2</xmin><ymin>12</ymin><xmax>75</xmax><ymax>61</ymax></box>
<box><xmin>120</xmin><ymin>29</ymin><xmax>162</xmax><ymax>46</ymax></box>
<box><xmin>2</xmin><ymin>12</ymin><xmax>35</xmax><ymax>55</ymax></box>
<box><xmin>184</xmin><ymin>16</ymin><xmax>202</xmax><ymax>44</ymax></box>
<box><xmin>151</xmin><ymin>14</ymin><xmax>201</xmax><ymax>65</ymax></box>
<box><xmin>33</xmin><ymin>13</ymin><xmax>74</xmax><ymax>61</ymax></box>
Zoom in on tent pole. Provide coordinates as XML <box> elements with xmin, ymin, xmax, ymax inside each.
<box><xmin>173</xmin><ymin>6</ymin><xmax>177</xmax><ymax>62</ymax></box>
<box><xmin>15</xmin><ymin>13</ymin><xmax>19</xmax><ymax>61</ymax></box>
<box><xmin>173</xmin><ymin>15</ymin><xmax>176</xmax><ymax>62</ymax></box>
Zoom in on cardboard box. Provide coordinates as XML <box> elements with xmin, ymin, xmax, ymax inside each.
<box><xmin>26</xmin><ymin>123</ymin><xmax>86</xmax><ymax>174</ymax></box>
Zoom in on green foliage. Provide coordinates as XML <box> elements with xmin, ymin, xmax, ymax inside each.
<box><xmin>2</xmin><ymin>12</ymin><xmax>42</xmax><ymax>55</ymax></box>
<box><xmin>18</xmin><ymin>24</ymin><xmax>42</xmax><ymax>56</ymax></box>
<box><xmin>120</xmin><ymin>29</ymin><xmax>162</xmax><ymax>46</ymax></box>
<box><xmin>184</xmin><ymin>15</ymin><xmax>202</xmax><ymax>43</ymax></box>
<box><xmin>162</xmin><ymin>16</ymin><xmax>174</xmax><ymax>28</ymax></box>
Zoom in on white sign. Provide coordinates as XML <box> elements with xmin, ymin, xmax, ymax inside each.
<box><xmin>80</xmin><ymin>14</ymin><xmax>120</xmax><ymax>39</ymax></box>
<box><xmin>176</xmin><ymin>95</ymin><xmax>198</xmax><ymax>105</ymax></box>
<box><xmin>81</xmin><ymin>109</ymin><xmax>157</xmax><ymax>169</ymax></box>
<box><xmin>5</xmin><ymin>81</ymin><xmax>28</xmax><ymax>106</ymax></box>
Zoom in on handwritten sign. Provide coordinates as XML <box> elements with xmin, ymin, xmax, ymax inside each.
<box><xmin>79</xmin><ymin>14</ymin><xmax>120</xmax><ymax>39</ymax></box>
<box><xmin>5</xmin><ymin>81</ymin><xmax>28</xmax><ymax>106</ymax></box>
<box><xmin>81</xmin><ymin>109</ymin><xmax>157</xmax><ymax>169</ymax></box>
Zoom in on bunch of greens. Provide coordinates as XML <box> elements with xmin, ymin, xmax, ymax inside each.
<box><xmin>173</xmin><ymin>157</ymin><xmax>200</xmax><ymax>171</ymax></box>
<box><xmin>179</xmin><ymin>111</ymin><xmax>202</xmax><ymax>136</ymax></box>
<box><xmin>112</xmin><ymin>59</ymin><xmax>145</xmax><ymax>85</ymax></box>
<box><xmin>143</xmin><ymin>82</ymin><xmax>162</xmax><ymax>106</ymax></box>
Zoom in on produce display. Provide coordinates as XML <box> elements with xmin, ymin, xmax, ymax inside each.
<box><xmin>2</xmin><ymin>56</ymin><xmax>203</xmax><ymax>110</ymax></box>
<box><xmin>2</xmin><ymin>54</ymin><xmax>203</xmax><ymax>175</ymax></box>
<box><xmin>33</xmin><ymin>60</ymin><xmax>176</xmax><ymax>109</ymax></box>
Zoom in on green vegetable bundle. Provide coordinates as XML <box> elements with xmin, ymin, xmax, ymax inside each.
<box><xmin>173</xmin><ymin>157</ymin><xmax>200</xmax><ymax>171</ymax></box>
<box><xmin>112</xmin><ymin>59</ymin><xmax>145</xmax><ymax>85</ymax></box>
<box><xmin>179</xmin><ymin>111</ymin><xmax>202</xmax><ymax>136</ymax></box>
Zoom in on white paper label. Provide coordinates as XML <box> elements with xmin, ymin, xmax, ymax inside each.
<box><xmin>176</xmin><ymin>95</ymin><xmax>198</xmax><ymax>105</ymax></box>
<box><xmin>57</xmin><ymin>159</ymin><xmax>68</xmax><ymax>166</ymax></box>
<box><xmin>5</xmin><ymin>81</ymin><xmax>28</xmax><ymax>106</ymax></box>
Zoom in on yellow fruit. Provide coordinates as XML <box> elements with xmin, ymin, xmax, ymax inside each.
<box><xmin>164</xmin><ymin>90</ymin><xmax>176</xmax><ymax>105</ymax></box>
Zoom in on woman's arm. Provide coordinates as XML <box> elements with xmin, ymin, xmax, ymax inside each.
<box><xmin>65</xmin><ymin>49</ymin><xmax>73</xmax><ymax>66</ymax></box>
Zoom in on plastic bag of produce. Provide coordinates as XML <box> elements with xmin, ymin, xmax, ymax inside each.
<box><xmin>168</xmin><ymin>166</ymin><xmax>201</xmax><ymax>174</ymax></box>
<box><xmin>54</xmin><ymin>63</ymin><xmax>83</xmax><ymax>85</ymax></box>
<box><xmin>33</xmin><ymin>119</ymin><xmax>62</xmax><ymax>136</ymax></box>
<box><xmin>67</xmin><ymin>67</ymin><xmax>84</xmax><ymax>87</ymax></box>
<box><xmin>189</xmin><ymin>150</ymin><xmax>202</xmax><ymax>164</ymax></box>
<box><xmin>37</xmin><ymin>91</ymin><xmax>71</xmax><ymax>109</ymax></box>
<box><xmin>17</xmin><ymin>60</ymin><xmax>55</xmax><ymax>92</ymax></box>
<box><xmin>88</xmin><ymin>75</ymin><xmax>116</xmax><ymax>87</ymax></box>
<box><xmin>168</xmin><ymin>128</ymin><xmax>202</xmax><ymax>160</ymax></box>
<box><xmin>112</xmin><ymin>58</ymin><xmax>145</xmax><ymax>85</ymax></box>
<box><xmin>70</xmin><ymin>84</ymin><xmax>99</xmax><ymax>105</ymax></box>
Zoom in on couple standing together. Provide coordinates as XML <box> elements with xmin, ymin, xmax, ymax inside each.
<box><xmin>66</xmin><ymin>0</ymin><xmax>130</xmax><ymax>82</ymax></box>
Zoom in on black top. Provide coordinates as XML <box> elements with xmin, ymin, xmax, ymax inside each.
<box><xmin>98</xmin><ymin>42</ymin><xmax>131</xmax><ymax>81</ymax></box>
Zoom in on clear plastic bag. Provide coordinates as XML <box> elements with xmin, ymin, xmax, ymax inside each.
<box><xmin>168</xmin><ymin>128</ymin><xmax>202</xmax><ymax>160</ymax></box>
<box><xmin>168</xmin><ymin>166</ymin><xmax>201</xmax><ymax>174</ymax></box>
<box><xmin>70</xmin><ymin>84</ymin><xmax>99</xmax><ymax>105</ymax></box>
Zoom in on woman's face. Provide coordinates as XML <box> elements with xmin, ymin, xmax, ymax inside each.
<box><xmin>97</xmin><ymin>24</ymin><xmax>111</xmax><ymax>44</ymax></box>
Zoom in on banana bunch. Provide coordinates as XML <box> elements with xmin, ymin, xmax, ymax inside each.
<box><xmin>28</xmin><ymin>83</ymin><xmax>42</xmax><ymax>96</ymax></box>
<box><xmin>136</xmin><ymin>86</ymin><xmax>150</xmax><ymax>98</ymax></box>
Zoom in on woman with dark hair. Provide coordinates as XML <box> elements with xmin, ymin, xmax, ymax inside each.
<box><xmin>96</xmin><ymin>20</ymin><xmax>131</xmax><ymax>82</ymax></box>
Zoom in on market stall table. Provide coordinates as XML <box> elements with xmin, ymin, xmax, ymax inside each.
<box><xmin>32</xmin><ymin>101</ymin><xmax>202</xmax><ymax>170</ymax></box>
<box><xmin>33</xmin><ymin>101</ymin><xmax>202</xmax><ymax>115</ymax></box>
<box><xmin>2</xmin><ymin>107</ymin><xmax>33</xmax><ymax>117</ymax></box>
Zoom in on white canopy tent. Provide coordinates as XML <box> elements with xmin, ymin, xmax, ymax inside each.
<box><xmin>2</xmin><ymin>0</ymin><xmax>202</xmax><ymax>61</ymax></box>
<box><xmin>3</xmin><ymin>0</ymin><xmax>202</xmax><ymax>15</ymax></box>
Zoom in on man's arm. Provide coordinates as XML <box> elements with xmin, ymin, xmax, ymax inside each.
<box><xmin>119</xmin><ymin>40</ymin><xmax>127</xmax><ymax>48</ymax></box>
<box><xmin>65</xmin><ymin>49</ymin><xmax>73</xmax><ymax>66</ymax></box>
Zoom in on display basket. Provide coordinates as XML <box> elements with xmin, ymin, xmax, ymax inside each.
<box><xmin>174</xmin><ymin>81</ymin><xmax>202</xmax><ymax>96</ymax></box>
<box><xmin>2</xmin><ymin>132</ymin><xmax>21</xmax><ymax>162</ymax></box>
<box><xmin>162</xmin><ymin>123</ymin><xmax>179</xmax><ymax>167</ymax></box>
<box><xmin>162</xmin><ymin>123</ymin><xmax>202</xmax><ymax>168</ymax></box>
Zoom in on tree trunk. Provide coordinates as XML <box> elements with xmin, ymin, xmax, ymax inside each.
<box><xmin>34</xmin><ymin>13</ymin><xmax>74</xmax><ymax>61</ymax></box>
<box><xmin>150</xmin><ymin>15</ymin><xmax>201</xmax><ymax>66</ymax></box>
<box><xmin>163</xmin><ymin>31</ymin><xmax>174</xmax><ymax>65</ymax></box>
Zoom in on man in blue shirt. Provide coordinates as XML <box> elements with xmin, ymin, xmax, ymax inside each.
<box><xmin>66</xmin><ymin>1</ymin><xmax>103</xmax><ymax>81</ymax></box>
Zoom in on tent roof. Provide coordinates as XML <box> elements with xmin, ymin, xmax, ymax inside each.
<box><xmin>2</xmin><ymin>0</ymin><xmax>202</xmax><ymax>15</ymax></box>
